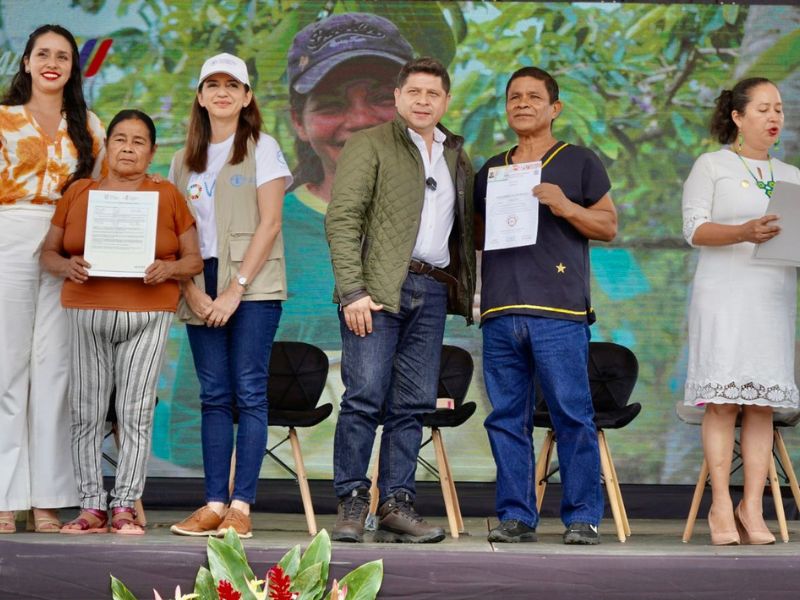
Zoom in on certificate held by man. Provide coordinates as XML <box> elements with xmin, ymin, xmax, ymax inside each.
<box><xmin>484</xmin><ymin>161</ymin><xmax>542</xmax><ymax>251</ymax></box>
<box><xmin>84</xmin><ymin>190</ymin><xmax>158</xmax><ymax>277</ymax></box>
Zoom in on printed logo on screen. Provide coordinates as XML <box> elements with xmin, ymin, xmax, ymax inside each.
<box><xmin>0</xmin><ymin>37</ymin><xmax>112</xmax><ymax>78</ymax></box>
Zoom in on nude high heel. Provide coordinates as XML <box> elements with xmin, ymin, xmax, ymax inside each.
<box><xmin>735</xmin><ymin>503</ymin><xmax>775</xmax><ymax>545</ymax></box>
<box><xmin>708</xmin><ymin>505</ymin><xmax>740</xmax><ymax>546</ymax></box>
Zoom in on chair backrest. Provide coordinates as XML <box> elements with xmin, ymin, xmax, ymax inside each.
<box><xmin>268</xmin><ymin>341</ymin><xmax>329</xmax><ymax>411</ymax></box>
<box><xmin>588</xmin><ymin>342</ymin><xmax>638</xmax><ymax>412</ymax></box>
<box><xmin>436</xmin><ymin>345</ymin><xmax>474</xmax><ymax>408</ymax></box>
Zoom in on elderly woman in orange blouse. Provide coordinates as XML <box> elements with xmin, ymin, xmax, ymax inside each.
<box><xmin>0</xmin><ymin>24</ymin><xmax>104</xmax><ymax>533</ymax></box>
<box><xmin>41</xmin><ymin>109</ymin><xmax>202</xmax><ymax>534</ymax></box>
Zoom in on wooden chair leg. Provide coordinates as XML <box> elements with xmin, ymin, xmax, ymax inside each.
<box><xmin>134</xmin><ymin>499</ymin><xmax>147</xmax><ymax>527</ymax></box>
<box><xmin>228</xmin><ymin>449</ymin><xmax>237</xmax><ymax>498</ymax></box>
<box><xmin>683</xmin><ymin>458</ymin><xmax>708</xmax><ymax>543</ymax></box>
<box><xmin>768</xmin><ymin>455</ymin><xmax>789</xmax><ymax>543</ymax></box>
<box><xmin>288</xmin><ymin>428</ymin><xmax>317</xmax><ymax>536</ymax></box>
<box><xmin>599</xmin><ymin>431</ymin><xmax>630</xmax><ymax>537</ymax></box>
<box><xmin>438</xmin><ymin>432</ymin><xmax>465</xmax><ymax>532</ymax></box>
<box><xmin>368</xmin><ymin>453</ymin><xmax>380</xmax><ymax>517</ymax></box>
<box><xmin>774</xmin><ymin>429</ymin><xmax>800</xmax><ymax>513</ymax></box>
<box><xmin>598</xmin><ymin>431</ymin><xmax>626</xmax><ymax>543</ymax></box>
<box><xmin>432</xmin><ymin>429</ymin><xmax>460</xmax><ymax>538</ymax></box>
<box><xmin>535</xmin><ymin>430</ymin><xmax>555</xmax><ymax>513</ymax></box>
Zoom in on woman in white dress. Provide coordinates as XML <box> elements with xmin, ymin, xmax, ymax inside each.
<box><xmin>683</xmin><ymin>77</ymin><xmax>800</xmax><ymax>545</ymax></box>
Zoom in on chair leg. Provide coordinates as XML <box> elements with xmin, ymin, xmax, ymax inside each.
<box><xmin>535</xmin><ymin>429</ymin><xmax>555</xmax><ymax>513</ymax></box>
<box><xmin>597</xmin><ymin>431</ymin><xmax>626</xmax><ymax>543</ymax></box>
<box><xmin>599</xmin><ymin>431</ymin><xmax>630</xmax><ymax>537</ymax></box>
<box><xmin>438</xmin><ymin>432</ymin><xmax>465</xmax><ymax>533</ymax></box>
<box><xmin>432</xmin><ymin>429</ymin><xmax>459</xmax><ymax>538</ymax></box>
<box><xmin>112</xmin><ymin>424</ymin><xmax>147</xmax><ymax>526</ymax></box>
<box><xmin>288</xmin><ymin>428</ymin><xmax>317</xmax><ymax>536</ymax></box>
<box><xmin>368</xmin><ymin>453</ymin><xmax>380</xmax><ymax>517</ymax></box>
<box><xmin>768</xmin><ymin>455</ymin><xmax>789</xmax><ymax>543</ymax></box>
<box><xmin>774</xmin><ymin>429</ymin><xmax>800</xmax><ymax>514</ymax></box>
<box><xmin>228</xmin><ymin>449</ymin><xmax>237</xmax><ymax>498</ymax></box>
<box><xmin>683</xmin><ymin>458</ymin><xmax>708</xmax><ymax>543</ymax></box>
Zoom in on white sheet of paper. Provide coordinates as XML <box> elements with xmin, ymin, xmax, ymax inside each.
<box><xmin>484</xmin><ymin>161</ymin><xmax>541</xmax><ymax>251</ymax></box>
<box><xmin>84</xmin><ymin>190</ymin><xmax>158</xmax><ymax>277</ymax></box>
<box><xmin>752</xmin><ymin>181</ymin><xmax>800</xmax><ymax>266</ymax></box>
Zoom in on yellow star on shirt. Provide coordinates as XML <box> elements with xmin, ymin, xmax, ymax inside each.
<box><xmin>556</xmin><ymin>263</ymin><xmax>566</xmax><ymax>274</ymax></box>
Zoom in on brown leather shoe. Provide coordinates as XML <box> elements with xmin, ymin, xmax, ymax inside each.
<box><xmin>375</xmin><ymin>492</ymin><xmax>445</xmax><ymax>543</ymax></box>
<box><xmin>332</xmin><ymin>487</ymin><xmax>371</xmax><ymax>543</ymax></box>
<box><xmin>170</xmin><ymin>506</ymin><xmax>224</xmax><ymax>537</ymax></box>
<box><xmin>216</xmin><ymin>507</ymin><xmax>252</xmax><ymax>539</ymax></box>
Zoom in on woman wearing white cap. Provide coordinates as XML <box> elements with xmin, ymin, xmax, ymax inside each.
<box><xmin>168</xmin><ymin>52</ymin><xmax>292</xmax><ymax>539</ymax></box>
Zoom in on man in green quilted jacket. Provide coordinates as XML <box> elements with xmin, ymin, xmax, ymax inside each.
<box><xmin>325</xmin><ymin>57</ymin><xmax>475</xmax><ymax>543</ymax></box>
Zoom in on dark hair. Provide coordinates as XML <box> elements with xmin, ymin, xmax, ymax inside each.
<box><xmin>106</xmin><ymin>109</ymin><xmax>157</xmax><ymax>146</ymax></box>
<box><xmin>288</xmin><ymin>89</ymin><xmax>325</xmax><ymax>190</ymax></box>
<box><xmin>183</xmin><ymin>80</ymin><xmax>261</xmax><ymax>173</ymax></box>
<box><xmin>397</xmin><ymin>57</ymin><xmax>450</xmax><ymax>94</ymax></box>
<box><xmin>505</xmin><ymin>66</ymin><xmax>559</xmax><ymax>103</ymax></box>
<box><xmin>710</xmin><ymin>77</ymin><xmax>774</xmax><ymax>144</ymax></box>
<box><xmin>1</xmin><ymin>25</ymin><xmax>94</xmax><ymax>191</ymax></box>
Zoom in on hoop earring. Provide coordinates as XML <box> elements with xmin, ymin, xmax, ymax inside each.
<box><xmin>737</xmin><ymin>133</ymin><xmax>744</xmax><ymax>152</ymax></box>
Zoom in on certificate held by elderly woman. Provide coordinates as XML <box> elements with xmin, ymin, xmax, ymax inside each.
<box><xmin>84</xmin><ymin>190</ymin><xmax>158</xmax><ymax>277</ymax></box>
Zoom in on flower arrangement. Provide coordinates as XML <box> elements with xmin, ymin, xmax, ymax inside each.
<box><xmin>110</xmin><ymin>529</ymin><xmax>382</xmax><ymax>600</ymax></box>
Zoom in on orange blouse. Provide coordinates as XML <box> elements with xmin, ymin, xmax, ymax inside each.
<box><xmin>0</xmin><ymin>105</ymin><xmax>104</xmax><ymax>207</ymax></box>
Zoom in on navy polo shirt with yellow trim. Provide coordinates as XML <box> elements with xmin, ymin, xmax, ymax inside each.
<box><xmin>475</xmin><ymin>142</ymin><xmax>610</xmax><ymax>325</ymax></box>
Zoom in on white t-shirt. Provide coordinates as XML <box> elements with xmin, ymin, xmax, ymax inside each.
<box><xmin>169</xmin><ymin>132</ymin><xmax>292</xmax><ymax>259</ymax></box>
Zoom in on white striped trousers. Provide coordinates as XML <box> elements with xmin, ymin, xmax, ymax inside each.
<box><xmin>67</xmin><ymin>308</ymin><xmax>172</xmax><ymax>510</ymax></box>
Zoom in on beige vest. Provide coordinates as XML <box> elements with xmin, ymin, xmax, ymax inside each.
<box><xmin>172</xmin><ymin>138</ymin><xmax>287</xmax><ymax>325</ymax></box>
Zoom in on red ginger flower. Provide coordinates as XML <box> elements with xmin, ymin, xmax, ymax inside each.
<box><xmin>217</xmin><ymin>580</ymin><xmax>242</xmax><ymax>600</ymax></box>
<box><xmin>267</xmin><ymin>565</ymin><xmax>296</xmax><ymax>600</ymax></box>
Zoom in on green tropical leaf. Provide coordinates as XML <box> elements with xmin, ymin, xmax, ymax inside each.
<box><xmin>223</xmin><ymin>526</ymin><xmax>248</xmax><ymax>559</ymax></box>
<box><xmin>207</xmin><ymin>536</ymin><xmax>256</xmax><ymax>600</ymax></box>
<box><xmin>278</xmin><ymin>545</ymin><xmax>302</xmax><ymax>579</ymax></box>
<box><xmin>110</xmin><ymin>575</ymin><xmax>139</xmax><ymax>600</ymax></box>
<box><xmin>297</xmin><ymin>529</ymin><xmax>331</xmax><ymax>587</ymax></box>
<box><xmin>194</xmin><ymin>566</ymin><xmax>219</xmax><ymax>599</ymax></box>
<box><xmin>323</xmin><ymin>560</ymin><xmax>383</xmax><ymax>600</ymax></box>
<box><xmin>292</xmin><ymin>562</ymin><xmax>325</xmax><ymax>600</ymax></box>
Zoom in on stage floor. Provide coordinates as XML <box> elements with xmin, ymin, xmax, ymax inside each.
<box><xmin>3</xmin><ymin>511</ymin><xmax>800</xmax><ymax>599</ymax></box>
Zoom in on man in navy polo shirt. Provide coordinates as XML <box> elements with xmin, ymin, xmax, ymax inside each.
<box><xmin>475</xmin><ymin>66</ymin><xmax>618</xmax><ymax>545</ymax></box>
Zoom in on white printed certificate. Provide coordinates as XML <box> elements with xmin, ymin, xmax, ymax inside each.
<box><xmin>484</xmin><ymin>161</ymin><xmax>542</xmax><ymax>251</ymax></box>
<box><xmin>84</xmin><ymin>190</ymin><xmax>158</xmax><ymax>277</ymax></box>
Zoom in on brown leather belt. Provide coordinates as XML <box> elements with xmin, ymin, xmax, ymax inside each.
<box><xmin>408</xmin><ymin>258</ymin><xmax>456</xmax><ymax>285</ymax></box>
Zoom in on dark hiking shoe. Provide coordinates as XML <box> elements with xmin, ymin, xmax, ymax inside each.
<box><xmin>375</xmin><ymin>492</ymin><xmax>445</xmax><ymax>543</ymax></box>
<box><xmin>488</xmin><ymin>519</ymin><xmax>538</xmax><ymax>543</ymax></box>
<box><xmin>563</xmin><ymin>522</ymin><xmax>600</xmax><ymax>545</ymax></box>
<box><xmin>332</xmin><ymin>487</ymin><xmax>370</xmax><ymax>543</ymax></box>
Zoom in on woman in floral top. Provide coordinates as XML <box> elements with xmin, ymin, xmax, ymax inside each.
<box><xmin>0</xmin><ymin>24</ymin><xmax>104</xmax><ymax>533</ymax></box>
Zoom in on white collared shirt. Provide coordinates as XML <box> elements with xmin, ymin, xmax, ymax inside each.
<box><xmin>408</xmin><ymin>126</ymin><xmax>456</xmax><ymax>268</ymax></box>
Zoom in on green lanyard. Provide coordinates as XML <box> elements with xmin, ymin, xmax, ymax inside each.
<box><xmin>737</xmin><ymin>152</ymin><xmax>775</xmax><ymax>199</ymax></box>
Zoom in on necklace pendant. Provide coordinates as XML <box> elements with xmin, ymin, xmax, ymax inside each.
<box><xmin>741</xmin><ymin>180</ymin><xmax>750</xmax><ymax>189</ymax></box>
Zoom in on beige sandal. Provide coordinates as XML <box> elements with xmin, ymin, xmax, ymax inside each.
<box><xmin>0</xmin><ymin>511</ymin><xmax>15</xmax><ymax>534</ymax></box>
<box><xmin>27</xmin><ymin>509</ymin><xmax>62</xmax><ymax>533</ymax></box>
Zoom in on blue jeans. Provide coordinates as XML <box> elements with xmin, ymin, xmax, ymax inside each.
<box><xmin>333</xmin><ymin>273</ymin><xmax>448</xmax><ymax>503</ymax></box>
<box><xmin>482</xmin><ymin>314</ymin><xmax>602</xmax><ymax>528</ymax></box>
<box><xmin>186</xmin><ymin>258</ymin><xmax>282</xmax><ymax>505</ymax></box>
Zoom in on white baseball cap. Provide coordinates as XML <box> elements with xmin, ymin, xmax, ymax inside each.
<box><xmin>199</xmin><ymin>53</ymin><xmax>250</xmax><ymax>87</ymax></box>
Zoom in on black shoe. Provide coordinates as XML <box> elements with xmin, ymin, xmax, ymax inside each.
<box><xmin>375</xmin><ymin>492</ymin><xmax>445</xmax><ymax>544</ymax></box>
<box><xmin>488</xmin><ymin>519</ymin><xmax>537</xmax><ymax>543</ymax></box>
<box><xmin>563</xmin><ymin>522</ymin><xmax>600</xmax><ymax>545</ymax></box>
<box><xmin>332</xmin><ymin>487</ymin><xmax>370</xmax><ymax>543</ymax></box>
